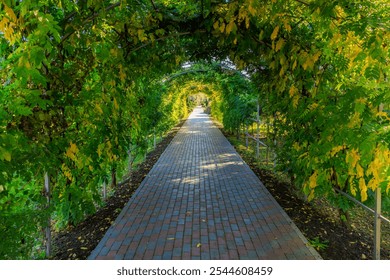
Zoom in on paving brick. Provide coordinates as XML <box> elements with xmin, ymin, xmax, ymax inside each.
<box><xmin>88</xmin><ymin>108</ymin><xmax>321</xmax><ymax>260</ymax></box>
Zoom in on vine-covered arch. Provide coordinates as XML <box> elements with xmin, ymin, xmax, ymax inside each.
<box><xmin>1</xmin><ymin>0</ymin><xmax>389</xmax><ymax>259</ymax></box>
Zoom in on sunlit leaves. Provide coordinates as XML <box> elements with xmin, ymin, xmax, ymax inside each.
<box><xmin>274</xmin><ymin>38</ymin><xmax>284</xmax><ymax>52</ymax></box>
<box><xmin>270</xmin><ymin>25</ymin><xmax>279</xmax><ymax>41</ymax></box>
<box><xmin>0</xmin><ymin>3</ymin><xmax>19</xmax><ymax>43</ymax></box>
<box><xmin>0</xmin><ymin>0</ymin><xmax>389</xmax><ymax>259</ymax></box>
<box><xmin>289</xmin><ymin>85</ymin><xmax>299</xmax><ymax>108</ymax></box>
<box><xmin>66</xmin><ymin>142</ymin><xmax>79</xmax><ymax>161</ymax></box>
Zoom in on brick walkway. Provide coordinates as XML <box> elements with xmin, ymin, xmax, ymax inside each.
<box><xmin>89</xmin><ymin>107</ymin><xmax>321</xmax><ymax>260</ymax></box>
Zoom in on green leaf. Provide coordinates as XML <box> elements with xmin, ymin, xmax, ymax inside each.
<box><xmin>364</xmin><ymin>65</ymin><xmax>380</xmax><ymax>80</ymax></box>
<box><xmin>1</xmin><ymin>150</ymin><xmax>11</xmax><ymax>162</ymax></box>
<box><xmin>30</xmin><ymin>46</ymin><xmax>45</xmax><ymax>68</ymax></box>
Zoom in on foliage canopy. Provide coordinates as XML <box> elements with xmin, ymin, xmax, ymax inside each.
<box><xmin>0</xmin><ymin>0</ymin><xmax>389</xmax><ymax>258</ymax></box>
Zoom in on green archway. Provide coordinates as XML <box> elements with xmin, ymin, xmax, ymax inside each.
<box><xmin>1</xmin><ymin>0</ymin><xmax>389</xmax><ymax>259</ymax></box>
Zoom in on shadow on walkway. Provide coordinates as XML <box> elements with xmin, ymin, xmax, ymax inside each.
<box><xmin>89</xmin><ymin>107</ymin><xmax>321</xmax><ymax>260</ymax></box>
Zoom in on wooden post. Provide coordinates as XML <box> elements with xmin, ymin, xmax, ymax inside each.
<box><xmin>128</xmin><ymin>144</ymin><xmax>132</xmax><ymax>173</ymax></box>
<box><xmin>144</xmin><ymin>136</ymin><xmax>148</xmax><ymax>161</ymax></box>
<box><xmin>44</xmin><ymin>172</ymin><xmax>51</xmax><ymax>258</ymax></box>
<box><xmin>273</xmin><ymin>139</ymin><xmax>277</xmax><ymax>169</ymax></box>
<box><xmin>374</xmin><ymin>187</ymin><xmax>382</xmax><ymax>260</ymax></box>
<box><xmin>245</xmin><ymin>125</ymin><xmax>248</xmax><ymax>148</ymax></box>
<box><xmin>256</xmin><ymin>100</ymin><xmax>260</xmax><ymax>160</ymax></box>
<box><xmin>153</xmin><ymin>127</ymin><xmax>157</xmax><ymax>149</ymax></box>
<box><xmin>111</xmin><ymin>168</ymin><xmax>117</xmax><ymax>188</ymax></box>
<box><xmin>374</xmin><ymin>103</ymin><xmax>384</xmax><ymax>260</ymax></box>
<box><xmin>266</xmin><ymin>121</ymin><xmax>270</xmax><ymax>164</ymax></box>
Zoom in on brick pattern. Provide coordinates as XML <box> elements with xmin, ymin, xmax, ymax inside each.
<box><xmin>89</xmin><ymin>107</ymin><xmax>321</xmax><ymax>260</ymax></box>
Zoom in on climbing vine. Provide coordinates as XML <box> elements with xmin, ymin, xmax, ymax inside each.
<box><xmin>1</xmin><ymin>0</ymin><xmax>389</xmax><ymax>258</ymax></box>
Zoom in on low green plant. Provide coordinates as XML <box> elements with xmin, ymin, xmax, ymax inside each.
<box><xmin>309</xmin><ymin>237</ymin><xmax>329</xmax><ymax>251</ymax></box>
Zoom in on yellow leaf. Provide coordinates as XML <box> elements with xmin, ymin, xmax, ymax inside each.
<box><xmin>271</xmin><ymin>25</ymin><xmax>279</xmax><ymax>40</ymax></box>
<box><xmin>108</xmin><ymin>80</ymin><xmax>116</xmax><ymax>87</ymax></box>
<box><xmin>196</xmin><ymin>243</ymin><xmax>202</xmax><ymax>248</ymax></box>
<box><xmin>213</xmin><ymin>20</ymin><xmax>219</xmax><ymax>30</ymax></box>
<box><xmin>119</xmin><ymin>65</ymin><xmax>126</xmax><ymax>82</ymax></box>
<box><xmin>346</xmin><ymin>148</ymin><xmax>360</xmax><ymax>168</ymax></box>
<box><xmin>283</xmin><ymin>19</ymin><xmax>291</xmax><ymax>32</ymax></box>
<box><xmin>95</xmin><ymin>103</ymin><xmax>103</xmax><ymax>114</ymax></box>
<box><xmin>289</xmin><ymin>85</ymin><xmax>299</xmax><ymax>107</ymax></box>
<box><xmin>348</xmin><ymin>112</ymin><xmax>361</xmax><ymax>128</ymax></box>
<box><xmin>62</xmin><ymin>164</ymin><xmax>73</xmax><ymax>181</ymax></box>
<box><xmin>113</xmin><ymin>98</ymin><xmax>119</xmax><ymax>110</ymax></box>
<box><xmin>356</xmin><ymin>163</ymin><xmax>364</xmax><ymax>178</ymax></box>
<box><xmin>175</xmin><ymin>55</ymin><xmax>181</xmax><ymax>65</ymax></box>
<box><xmin>4</xmin><ymin>4</ymin><xmax>17</xmax><ymax>22</ymax></box>
<box><xmin>3</xmin><ymin>151</ymin><xmax>11</xmax><ymax>161</ymax></box>
<box><xmin>307</xmin><ymin>189</ymin><xmax>315</xmax><ymax>201</ymax></box>
<box><xmin>349</xmin><ymin>178</ymin><xmax>357</xmax><ymax>196</ymax></box>
<box><xmin>110</xmin><ymin>48</ymin><xmax>118</xmax><ymax>57</ymax></box>
<box><xmin>387</xmin><ymin>181</ymin><xmax>390</xmax><ymax>195</ymax></box>
<box><xmin>97</xmin><ymin>143</ymin><xmax>104</xmax><ymax>157</ymax></box>
<box><xmin>259</xmin><ymin>30</ymin><xmax>264</xmax><ymax>40</ymax></box>
<box><xmin>275</xmin><ymin>38</ymin><xmax>285</xmax><ymax>52</ymax></box>
<box><xmin>377</xmin><ymin>111</ymin><xmax>390</xmax><ymax>121</ymax></box>
<box><xmin>303</xmin><ymin>57</ymin><xmax>313</xmax><ymax>70</ymax></box>
<box><xmin>279</xmin><ymin>65</ymin><xmax>285</xmax><ymax>77</ymax></box>
<box><xmin>349</xmin><ymin>44</ymin><xmax>361</xmax><ymax>62</ymax></box>
<box><xmin>248</xmin><ymin>5</ymin><xmax>256</xmax><ymax>16</ymax></box>
<box><xmin>308</xmin><ymin>171</ymin><xmax>318</xmax><ymax>189</ymax></box>
<box><xmin>292</xmin><ymin>59</ymin><xmax>297</xmax><ymax>70</ymax></box>
<box><xmin>137</xmin><ymin>29</ymin><xmax>147</xmax><ymax>42</ymax></box>
<box><xmin>329</xmin><ymin>145</ymin><xmax>345</xmax><ymax>157</ymax></box>
<box><xmin>66</xmin><ymin>142</ymin><xmax>78</xmax><ymax>160</ymax></box>
<box><xmin>149</xmin><ymin>33</ymin><xmax>155</xmax><ymax>43</ymax></box>
<box><xmin>367</xmin><ymin>177</ymin><xmax>379</xmax><ymax>191</ymax></box>
<box><xmin>359</xmin><ymin>178</ymin><xmax>367</xmax><ymax>202</ymax></box>
<box><xmin>219</xmin><ymin>22</ymin><xmax>226</xmax><ymax>33</ymax></box>
<box><xmin>308</xmin><ymin>103</ymin><xmax>319</xmax><ymax>111</ymax></box>
<box><xmin>313</xmin><ymin>51</ymin><xmax>321</xmax><ymax>63</ymax></box>
<box><xmin>226</xmin><ymin>20</ymin><xmax>236</xmax><ymax>35</ymax></box>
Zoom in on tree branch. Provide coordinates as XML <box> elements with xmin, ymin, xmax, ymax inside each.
<box><xmin>59</xmin><ymin>2</ymin><xmax>121</xmax><ymax>45</ymax></box>
<box><xmin>126</xmin><ymin>30</ymin><xmax>206</xmax><ymax>57</ymax></box>
<box><xmin>294</xmin><ymin>0</ymin><xmax>309</xmax><ymax>6</ymax></box>
<box><xmin>150</xmin><ymin>0</ymin><xmax>158</xmax><ymax>11</ymax></box>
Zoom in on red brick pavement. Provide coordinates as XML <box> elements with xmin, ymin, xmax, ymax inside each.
<box><xmin>88</xmin><ymin>107</ymin><xmax>321</xmax><ymax>260</ymax></box>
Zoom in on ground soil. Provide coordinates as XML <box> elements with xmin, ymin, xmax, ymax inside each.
<box><xmin>51</xmin><ymin>119</ymin><xmax>390</xmax><ymax>260</ymax></box>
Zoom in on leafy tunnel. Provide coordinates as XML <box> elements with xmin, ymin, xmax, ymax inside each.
<box><xmin>0</xmin><ymin>0</ymin><xmax>389</xmax><ymax>259</ymax></box>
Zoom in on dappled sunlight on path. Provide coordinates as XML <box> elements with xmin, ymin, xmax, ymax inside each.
<box><xmin>89</xmin><ymin>107</ymin><xmax>321</xmax><ymax>260</ymax></box>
